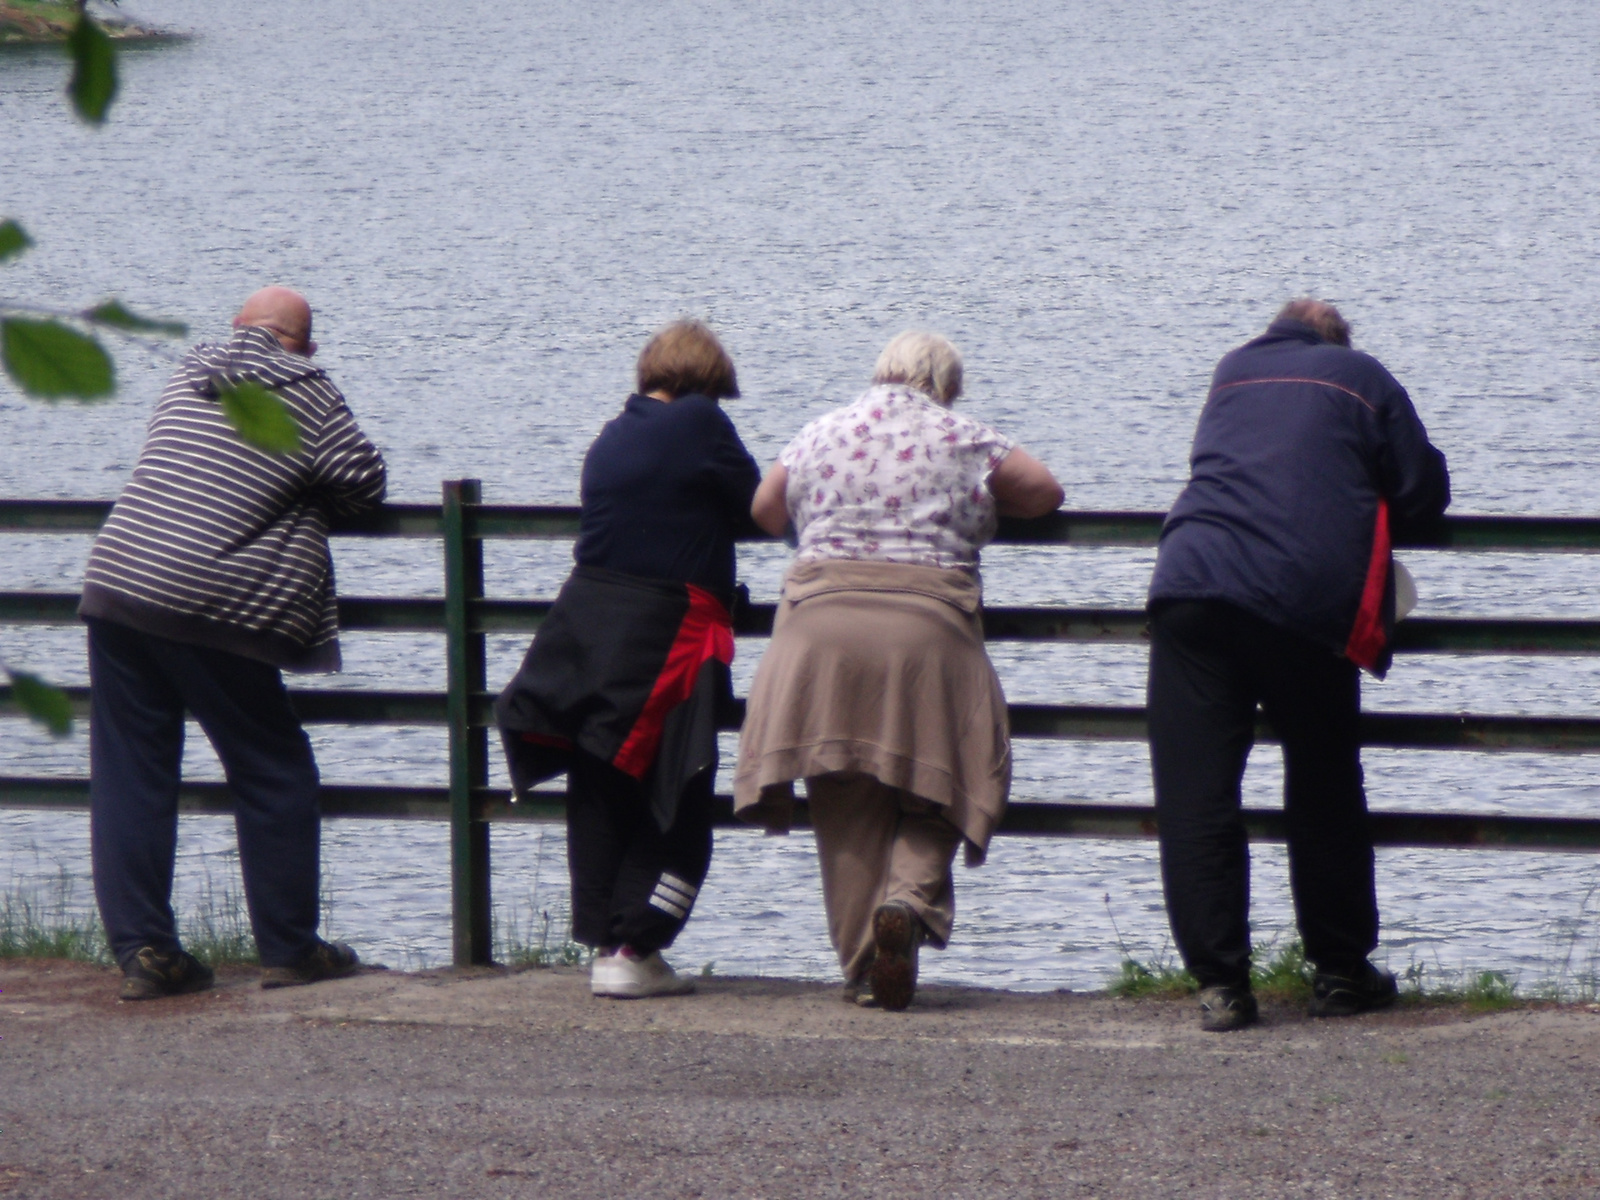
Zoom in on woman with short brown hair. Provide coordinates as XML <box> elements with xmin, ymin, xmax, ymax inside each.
<box><xmin>496</xmin><ymin>320</ymin><xmax>759</xmax><ymax>998</ymax></box>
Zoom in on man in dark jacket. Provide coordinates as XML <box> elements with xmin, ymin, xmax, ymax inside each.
<box><xmin>80</xmin><ymin>287</ymin><xmax>387</xmax><ymax>999</ymax></box>
<box><xmin>1146</xmin><ymin>299</ymin><xmax>1450</xmax><ymax>1031</ymax></box>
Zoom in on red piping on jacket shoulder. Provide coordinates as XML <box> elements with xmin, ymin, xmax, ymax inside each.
<box><xmin>612</xmin><ymin>584</ymin><xmax>735</xmax><ymax>780</ymax></box>
<box><xmin>1345</xmin><ymin>498</ymin><xmax>1390</xmax><ymax>671</ymax></box>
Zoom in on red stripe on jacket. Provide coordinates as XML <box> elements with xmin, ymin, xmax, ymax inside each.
<box><xmin>1345</xmin><ymin>498</ymin><xmax>1390</xmax><ymax>671</ymax></box>
<box><xmin>612</xmin><ymin>584</ymin><xmax>735</xmax><ymax>780</ymax></box>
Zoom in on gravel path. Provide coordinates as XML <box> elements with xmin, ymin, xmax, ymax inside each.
<box><xmin>2</xmin><ymin>960</ymin><xmax>1598</xmax><ymax>1198</ymax></box>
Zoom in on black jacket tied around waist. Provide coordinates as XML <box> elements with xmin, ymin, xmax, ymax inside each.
<box><xmin>494</xmin><ymin>566</ymin><xmax>736</xmax><ymax>831</ymax></box>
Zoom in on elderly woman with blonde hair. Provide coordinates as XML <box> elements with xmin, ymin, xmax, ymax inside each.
<box><xmin>735</xmin><ymin>331</ymin><xmax>1063</xmax><ymax>1010</ymax></box>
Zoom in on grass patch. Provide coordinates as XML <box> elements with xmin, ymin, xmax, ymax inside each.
<box><xmin>0</xmin><ymin>853</ymin><xmax>260</xmax><ymax>967</ymax></box>
<box><xmin>495</xmin><ymin>902</ymin><xmax>587</xmax><ymax>968</ymax></box>
<box><xmin>1106</xmin><ymin>937</ymin><xmax>1550</xmax><ymax>1010</ymax></box>
<box><xmin>1106</xmin><ymin>953</ymin><xmax>1193</xmax><ymax>999</ymax></box>
<box><xmin>1102</xmin><ymin>892</ymin><xmax>1195</xmax><ymax>998</ymax></box>
<box><xmin>181</xmin><ymin>859</ymin><xmax>258</xmax><ymax>966</ymax></box>
<box><xmin>1250</xmin><ymin>937</ymin><xmax>1313</xmax><ymax>1003</ymax></box>
<box><xmin>0</xmin><ymin>867</ymin><xmax>109</xmax><ymax>964</ymax></box>
<box><xmin>1401</xmin><ymin>963</ymin><xmax>1521</xmax><ymax>1011</ymax></box>
<box><xmin>492</xmin><ymin>828</ymin><xmax>588</xmax><ymax>967</ymax></box>
<box><xmin>1103</xmin><ymin>936</ymin><xmax>1314</xmax><ymax>1002</ymax></box>
<box><xmin>1100</xmin><ymin>878</ymin><xmax>1600</xmax><ymax>1008</ymax></box>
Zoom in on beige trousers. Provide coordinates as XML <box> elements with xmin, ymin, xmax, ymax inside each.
<box><xmin>806</xmin><ymin>771</ymin><xmax>963</xmax><ymax>983</ymax></box>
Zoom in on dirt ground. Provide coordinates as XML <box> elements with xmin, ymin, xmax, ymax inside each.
<box><xmin>2</xmin><ymin>959</ymin><xmax>1598</xmax><ymax>1198</ymax></box>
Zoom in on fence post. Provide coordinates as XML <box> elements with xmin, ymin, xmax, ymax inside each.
<box><xmin>443</xmin><ymin>478</ymin><xmax>491</xmax><ymax>965</ymax></box>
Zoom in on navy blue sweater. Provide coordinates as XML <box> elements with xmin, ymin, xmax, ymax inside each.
<box><xmin>1148</xmin><ymin>320</ymin><xmax>1450</xmax><ymax>673</ymax></box>
<box><xmin>575</xmin><ymin>393</ymin><xmax>761</xmax><ymax>600</ymax></box>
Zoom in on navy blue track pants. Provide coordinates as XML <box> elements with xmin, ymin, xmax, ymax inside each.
<box><xmin>87</xmin><ymin>618</ymin><xmax>323</xmax><ymax>969</ymax></box>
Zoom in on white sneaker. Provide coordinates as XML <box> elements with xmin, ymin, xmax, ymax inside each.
<box><xmin>590</xmin><ymin>948</ymin><xmax>696</xmax><ymax>998</ymax></box>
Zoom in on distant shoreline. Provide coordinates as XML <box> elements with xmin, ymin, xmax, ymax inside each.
<box><xmin>0</xmin><ymin>2</ymin><xmax>181</xmax><ymax>45</ymax></box>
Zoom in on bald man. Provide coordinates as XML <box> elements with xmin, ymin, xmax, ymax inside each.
<box><xmin>1145</xmin><ymin>300</ymin><xmax>1450</xmax><ymax>1031</ymax></box>
<box><xmin>232</xmin><ymin>285</ymin><xmax>318</xmax><ymax>356</ymax></box>
<box><xmin>80</xmin><ymin>288</ymin><xmax>387</xmax><ymax>999</ymax></box>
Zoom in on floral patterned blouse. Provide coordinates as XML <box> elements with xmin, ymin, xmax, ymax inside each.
<box><xmin>780</xmin><ymin>383</ymin><xmax>1015</xmax><ymax>571</ymax></box>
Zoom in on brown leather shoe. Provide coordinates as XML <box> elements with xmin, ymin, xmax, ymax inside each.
<box><xmin>868</xmin><ymin>901</ymin><xmax>923</xmax><ymax>1012</ymax></box>
<box><xmin>119</xmin><ymin>946</ymin><xmax>214</xmax><ymax>1001</ymax></box>
<box><xmin>1197</xmin><ymin>985</ymin><xmax>1258</xmax><ymax>1032</ymax></box>
<box><xmin>260</xmin><ymin>939</ymin><xmax>360</xmax><ymax>990</ymax></box>
<box><xmin>1309</xmin><ymin>961</ymin><xmax>1397</xmax><ymax>1017</ymax></box>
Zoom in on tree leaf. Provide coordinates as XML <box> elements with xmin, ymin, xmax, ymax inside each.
<box><xmin>0</xmin><ymin>220</ymin><xmax>31</xmax><ymax>264</ymax></box>
<box><xmin>218</xmin><ymin>381</ymin><xmax>303</xmax><ymax>454</ymax></box>
<box><xmin>84</xmin><ymin>299</ymin><xmax>188</xmax><ymax>338</ymax></box>
<box><xmin>0</xmin><ymin>318</ymin><xmax>115</xmax><ymax>400</ymax></box>
<box><xmin>67</xmin><ymin>13</ymin><xmax>118</xmax><ymax>126</ymax></box>
<box><xmin>5</xmin><ymin>668</ymin><xmax>74</xmax><ymax>738</ymax></box>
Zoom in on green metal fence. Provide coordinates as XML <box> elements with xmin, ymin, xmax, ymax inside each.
<box><xmin>4</xmin><ymin>484</ymin><xmax>1600</xmax><ymax>965</ymax></box>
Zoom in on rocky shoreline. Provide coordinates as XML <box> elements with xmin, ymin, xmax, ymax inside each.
<box><xmin>0</xmin><ymin>2</ymin><xmax>178</xmax><ymax>44</ymax></box>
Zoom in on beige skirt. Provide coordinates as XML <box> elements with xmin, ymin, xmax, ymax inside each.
<box><xmin>732</xmin><ymin>558</ymin><xmax>1011</xmax><ymax>864</ymax></box>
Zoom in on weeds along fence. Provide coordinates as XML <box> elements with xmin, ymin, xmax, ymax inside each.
<box><xmin>5</xmin><ymin>482</ymin><xmax>1600</xmax><ymax>966</ymax></box>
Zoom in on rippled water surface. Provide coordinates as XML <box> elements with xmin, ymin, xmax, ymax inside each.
<box><xmin>4</xmin><ymin>0</ymin><xmax>1600</xmax><ymax>989</ymax></box>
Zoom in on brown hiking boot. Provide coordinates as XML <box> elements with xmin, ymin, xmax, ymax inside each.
<box><xmin>119</xmin><ymin>946</ymin><xmax>215</xmax><ymax>1001</ymax></box>
<box><xmin>868</xmin><ymin>900</ymin><xmax>923</xmax><ymax>1012</ymax></box>
<box><xmin>1309</xmin><ymin>961</ymin><xmax>1398</xmax><ymax>1017</ymax></box>
<box><xmin>260</xmin><ymin>939</ymin><xmax>360</xmax><ymax>990</ymax></box>
<box><xmin>1197</xmin><ymin>985</ymin><xmax>1258</xmax><ymax>1032</ymax></box>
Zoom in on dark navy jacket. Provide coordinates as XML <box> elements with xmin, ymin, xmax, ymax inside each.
<box><xmin>575</xmin><ymin>393</ymin><xmax>761</xmax><ymax>601</ymax></box>
<box><xmin>1148</xmin><ymin>319</ymin><xmax>1450</xmax><ymax>676</ymax></box>
<box><xmin>496</xmin><ymin>393</ymin><xmax>758</xmax><ymax>828</ymax></box>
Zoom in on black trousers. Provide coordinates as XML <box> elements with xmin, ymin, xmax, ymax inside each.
<box><xmin>1146</xmin><ymin>600</ymin><xmax>1378</xmax><ymax>989</ymax></box>
<box><xmin>86</xmin><ymin>618</ymin><xmax>323</xmax><ymax>970</ymax></box>
<box><xmin>566</xmin><ymin>750</ymin><xmax>714</xmax><ymax>953</ymax></box>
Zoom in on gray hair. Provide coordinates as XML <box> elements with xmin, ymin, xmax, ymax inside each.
<box><xmin>872</xmin><ymin>331</ymin><xmax>964</xmax><ymax>405</ymax></box>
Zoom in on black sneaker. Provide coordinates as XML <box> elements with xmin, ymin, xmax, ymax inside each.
<box><xmin>120</xmin><ymin>946</ymin><xmax>215</xmax><ymax>1001</ymax></box>
<box><xmin>1197</xmin><ymin>985</ymin><xmax>1258</xmax><ymax>1032</ymax></box>
<box><xmin>868</xmin><ymin>900</ymin><xmax>923</xmax><ymax>1012</ymax></box>
<box><xmin>260</xmin><ymin>940</ymin><xmax>360</xmax><ymax>990</ymax></box>
<box><xmin>1310</xmin><ymin>960</ymin><xmax>1398</xmax><ymax>1017</ymax></box>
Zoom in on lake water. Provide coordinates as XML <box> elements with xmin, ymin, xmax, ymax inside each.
<box><xmin>4</xmin><ymin>0</ymin><xmax>1600</xmax><ymax>990</ymax></box>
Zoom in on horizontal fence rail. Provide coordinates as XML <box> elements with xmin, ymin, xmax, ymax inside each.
<box><xmin>11</xmin><ymin>591</ymin><xmax>1600</xmax><ymax>654</ymax></box>
<box><xmin>12</xmin><ymin>499</ymin><xmax>1600</xmax><ymax>550</ymax></box>
<box><xmin>11</xmin><ymin>684</ymin><xmax>1600</xmax><ymax>754</ymax></box>
<box><xmin>6</xmin><ymin>489</ymin><xmax>1600</xmax><ymax>965</ymax></box>
<box><xmin>6</xmin><ymin>776</ymin><xmax>1600</xmax><ymax>854</ymax></box>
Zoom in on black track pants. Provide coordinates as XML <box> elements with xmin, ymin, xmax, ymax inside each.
<box><xmin>1146</xmin><ymin>600</ymin><xmax>1379</xmax><ymax>989</ymax></box>
<box><xmin>565</xmin><ymin>750</ymin><xmax>714</xmax><ymax>953</ymax></box>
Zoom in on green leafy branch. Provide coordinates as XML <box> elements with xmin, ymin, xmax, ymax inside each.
<box><xmin>3</xmin><ymin>6</ymin><xmax>311</xmax><ymax>735</ymax></box>
<box><xmin>218</xmin><ymin>381</ymin><xmax>304</xmax><ymax>454</ymax></box>
<box><xmin>0</xmin><ymin>5</ymin><xmax>147</xmax><ymax>405</ymax></box>
<box><xmin>3</xmin><ymin>665</ymin><xmax>74</xmax><ymax>738</ymax></box>
<box><xmin>67</xmin><ymin>2</ymin><xmax>118</xmax><ymax>126</ymax></box>
<box><xmin>0</xmin><ymin>5</ymin><xmax>132</xmax><ymax>733</ymax></box>
<box><xmin>3</xmin><ymin>229</ymin><xmax>306</xmax><ymax>451</ymax></box>
<box><xmin>0</xmin><ymin>285</ymin><xmax>188</xmax><ymax>405</ymax></box>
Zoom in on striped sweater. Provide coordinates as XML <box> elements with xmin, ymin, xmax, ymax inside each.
<box><xmin>79</xmin><ymin>325</ymin><xmax>387</xmax><ymax>671</ymax></box>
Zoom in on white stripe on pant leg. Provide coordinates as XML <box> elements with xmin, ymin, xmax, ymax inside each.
<box><xmin>658</xmin><ymin>872</ymin><xmax>699</xmax><ymax>903</ymax></box>
<box><xmin>649</xmin><ymin>888</ymin><xmax>687</xmax><ymax>918</ymax></box>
